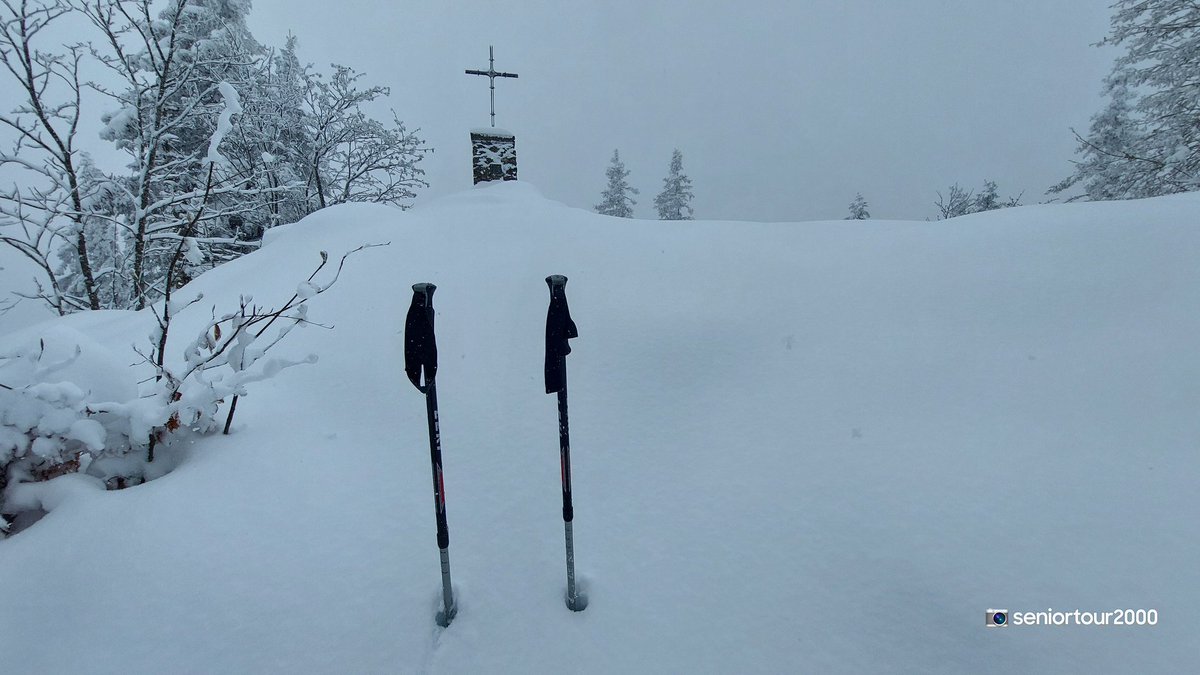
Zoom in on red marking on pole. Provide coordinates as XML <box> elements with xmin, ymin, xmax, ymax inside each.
<box><xmin>438</xmin><ymin>467</ymin><xmax>446</xmax><ymax>508</ymax></box>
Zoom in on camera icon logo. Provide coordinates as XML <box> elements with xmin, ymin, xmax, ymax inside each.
<box><xmin>986</xmin><ymin>609</ymin><xmax>1009</xmax><ymax>628</ymax></box>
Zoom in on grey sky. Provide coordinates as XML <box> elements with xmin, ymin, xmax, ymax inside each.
<box><xmin>242</xmin><ymin>0</ymin><xmax>1116</xmax><ymax>221</ymax></box>
<box><xmin>9</xmin><ymin>1</ymin><xmax>1119</xmax><ymax>223</ymax></box>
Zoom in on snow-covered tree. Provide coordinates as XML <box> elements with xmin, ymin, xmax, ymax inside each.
<box><xmin>935</xmin><ymin>183</ymin><xmax>973</xmax><ymax>220</ymax></box>
<box><xmin>846</xmin><ymin>193</ymin><xmax>870</xmax><ymax>219</ymax></box>
<box><xmin>0</xmin><ymin>0</ymin><xmax>102</xmax><ymax>313</ymax></box>
<box><xmin>1050</xmin><ymin>79</ymin><xmax>1145</xmax><ymax>201</ymax></box>
<box><xmin>3</xmin><ymin>1</ymin><xmax>425</xmax><ymax>316</ymax></box>
<box><xmin>80</xmin><ymin>0</ymin><xmax>276</xmax><ymax>309</ymax></box>
<box><xmin>236</xmin><ymin>35</ymin><xmax>311</xmax><ymax>228</ymax></box>
<box><xmin>54</xmin><ymin>155</ymin><xmax>135</xmax><ymax>309</ymax></box>
<box><xmin>935</xmin><ymin>180</ymin><xmax>1020</xmax><ymax>219</ymax></box>
<box><xmin>300</xmin><ymin>63</ymin><xmax>428</xmax><ymax>212</ymax></box>
<box><xmin>595</xmin><ymin>149</ymin><xmax>638</xmax><ymax>217</ymax></box>
<box><xmin>973</xmin><ymin>180</ymin><xmax>1001</xmax><ymax>212</ymax></box>
<box><xmin>653</xmin><ymin>148</ymin><xmax>693</xmax><ymax>220</ymax></box>
<box><xmin>1053</xmin><ymin>0</ymin><xmax>1200</xmax><ymax>200</ymax></box>
<box><xmin>156</xmin><ymin>0</ymin><xmax>273</xmax><ymax>270</ymax></box>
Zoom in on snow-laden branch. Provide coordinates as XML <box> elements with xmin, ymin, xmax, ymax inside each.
<box><xmin>205</xmin><ymin>80</ymin><xmax>240</xmax><ymax>167</ymax></box>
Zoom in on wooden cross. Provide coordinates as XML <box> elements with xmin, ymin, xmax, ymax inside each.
<box><xmin>465</xmin><ymin>46</ymin><xmax>518</xmax><ymax>128</ymax></box>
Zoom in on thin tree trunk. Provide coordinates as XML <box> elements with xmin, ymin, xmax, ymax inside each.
<box><xmin>132</xmin><ymin>142</ymin><xmax>158</xmax><ymax>311</ymax></box>
<box><xmin>313</xmin><ymin>156</ymin><xmax>327</xmax><ymax>209</ymax></box>
<box><xmin>73</xmin><ymin>230</ymin><xmax>100</xmax><ymax>309</ymax></box>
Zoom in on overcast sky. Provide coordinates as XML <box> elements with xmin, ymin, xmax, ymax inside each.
<box><xmin>240</xmin><ymin>0</ymin><xmax>1119</xmax><ymax>221</ymax></box>
<box><xmin>8</xmin><ymin>1</ymin><xmax>1120</xmax><ymax>223</ymax></box>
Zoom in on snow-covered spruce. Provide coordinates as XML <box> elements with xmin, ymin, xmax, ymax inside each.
<box><xmin>653</xmin><ymin>148</ymin><xmax>694</xmax><ymax>220</ymax></box>
<box><xmin>1054</xmin><ymin>0</ymin><xmax>1200</xmax><ymax>200</ymax></box>
<box><xmin>595</xmin><ymin>149</ymin><xmax>639</xmax><ymax>218</ymax></box>
<box><xmin>846</xmin><ymin>193</ymin><xmax>870</xmax><ymax>220</ymax></box>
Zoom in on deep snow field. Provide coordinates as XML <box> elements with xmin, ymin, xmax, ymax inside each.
<box><xmin>1</xmin><ymin>182</ymin><xmax>1198</xmax><ymax>673</ymax></box>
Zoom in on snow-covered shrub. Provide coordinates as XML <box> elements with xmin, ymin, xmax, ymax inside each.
<box><xmin>136</xmin><ymin>246</ymin><xmax>377</xmax><ymax>461</ymax></box>
<box><xmin>140</xmin><ymin>290</ymin><xmax>320</xmax><ymax>447</ymax></box>
<box><xmin>1</xmin><ymin>247</ymin><xmax>374</xmax><ymax>534</ymax></box>
<box><xmin>0</xmin><ymin>327</ymin><xmax>139</xmax><ymax>529</ymax></box>
<box><xmin>0</xmin><ymin>378</ymin><xmax>106</xmax><ymax>483</ymax></box>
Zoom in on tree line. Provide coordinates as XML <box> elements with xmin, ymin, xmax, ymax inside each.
<box><xmin>596</xmin><ymin>149</ymin><xmax>1024</xmax><ymax>222</ymax></box>
<box><xmin>600</xmin><ymin>1</ymin><xmax>1198</xmax><ymax>222</ymax></box>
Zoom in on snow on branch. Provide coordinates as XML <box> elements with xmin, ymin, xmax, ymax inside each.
<box><xmin>1</xmin><ymin>242</ymin><xmax>386</xmax><ymax>528</ymax></box>
<box><xmin>205</xmin><ymin>81</ymin><xmax>241</xmax><ymax>167</ymax></box>
<box><xmin>144</xmin><ymin>242</ymin><xmax>388</xmax><ymax>456</ymax></box>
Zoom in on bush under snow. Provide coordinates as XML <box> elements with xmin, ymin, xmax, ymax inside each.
<box><xmin>0</xmin><ymin>248</ymin><xmax>365</xmax><ymax>534</ymax></box>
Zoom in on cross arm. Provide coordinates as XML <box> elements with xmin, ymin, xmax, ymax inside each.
<box><xmin>465</xmin><ymin>69</ymin><xmax>519</xmax><ymax>78</ymax></box>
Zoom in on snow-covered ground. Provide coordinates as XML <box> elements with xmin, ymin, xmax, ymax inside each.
<box><xmin>2</xmin><ymin>182</ymin><xmax>1197</xmax><ymax>673</ymax></box>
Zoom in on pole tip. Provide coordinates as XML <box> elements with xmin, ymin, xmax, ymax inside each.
<box><xmin>567</xmin><ymin>592</ymin><xmax>588</xmax><ymax>612</ymax></box>
<box><xmin>436</xmin><ymin>603</ymin><xmax>457</xmax><ymax>627</ymax></box>
<box><xmin>546</xmin><ymin>275</ymin><xmax>568</xmax><ymax>291</ymax></box>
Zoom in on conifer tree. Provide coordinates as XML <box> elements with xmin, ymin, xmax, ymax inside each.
<box><xmin>846</xmin><ymin>193</ymin><xmax>870</xmax><ymax>219</ymax></box>
<box><xmin>1053</xmin><ymin>0</ymin><xmax>1200</xmax><ymax>200</ymax></box>
<box><xmin>653</xmin><ymin>149</ymin><xmax>694</xmax><ymax>220</ymax></box>
<box><xmin>595</xmin><ymin>149</ymin><xmax>638</xmax><ymax>217</ymax></box>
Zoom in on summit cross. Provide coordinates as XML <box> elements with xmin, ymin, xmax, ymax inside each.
<box><xmin>465</xmin><ymin>45</ymin><xmax>519</xmax><ymax>128</ymax></box>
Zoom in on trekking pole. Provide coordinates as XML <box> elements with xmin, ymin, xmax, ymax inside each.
<box><xmin>404</xmin><ymin>283</ymin><xmax>456</xmax><ymax>627</ymax></box>
<box><xmin>545</xmin><ymin>275</ymin><xmax>587</xmax><ymax>611</ymax></box>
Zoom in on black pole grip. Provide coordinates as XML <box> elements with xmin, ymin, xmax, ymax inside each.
<box><xmin>405</xmin><ymin>283</ymin><xmax>437</xmax><ymax>392</ymax></box>
<box><xmin>544</xmin><ymin>276</ymin><xmax>577</xmax><ymax>395</ymax></box>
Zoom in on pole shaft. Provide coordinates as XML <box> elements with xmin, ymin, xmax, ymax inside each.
<box><xmin>439</xmin><ymin>548</ymin><xmax>453</xmax><ymax>620</ymax></box>
<box><xmin>425</xmin><ymin>380</ymin><xmax>454</xmax><ymax>623</ymax></box>
<box><xmin>558</xmin><ymin>386</ymin><xmax>576</xmax><ymax>603</ymax></box>
<box><xmin>427</xmin><ymin>381</ymin><xmax>449</xmax><ymax>549</ymax></box>
<box><xmin>565</xmin><ymin>520</ymin><xmax>577</xmax><ymax>602</ymax></box>
<box><xmin>558</xmin><ymin>387</ymin><xmax>573</xmax><ymax>522</ymax></box>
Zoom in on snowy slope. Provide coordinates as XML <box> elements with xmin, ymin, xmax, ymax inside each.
<box><xmin>2</xmin><ymin>183</ymin><xmax>1198</xmax><ymax>673</ymax></box>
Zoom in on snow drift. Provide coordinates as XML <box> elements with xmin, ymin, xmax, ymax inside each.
<box><xmin>1</xmin><ymin>182</ymin><xmax>1197</xmax><ymax>673</ymax></box>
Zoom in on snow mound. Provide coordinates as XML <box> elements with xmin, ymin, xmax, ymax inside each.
<box><xmin>1</xmin><ymin>183</ymin><xmax>1197</xmax><ymax>673</ymax></box>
